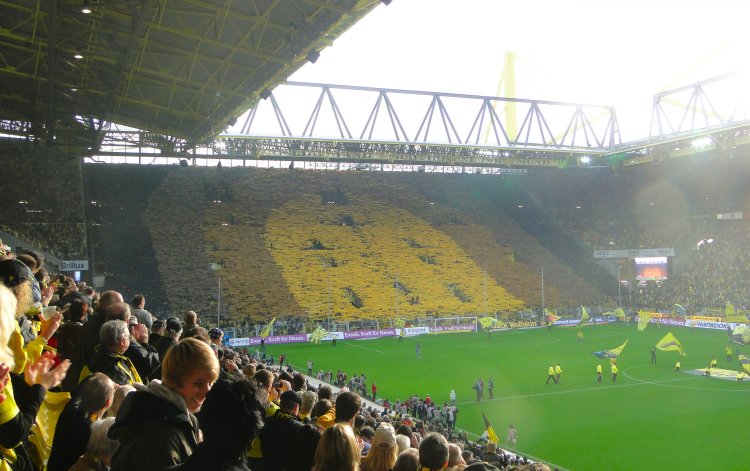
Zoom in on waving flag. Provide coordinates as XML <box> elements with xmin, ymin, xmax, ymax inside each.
<box><xmin>260</xmin><ymin>317</ymin><xmax>276</xmax><ymax>338</ymax></box>
<box><xmin>613</xmin><ymin>308</ymin><xmax>627</xmax><ymax>320</ymax></box>
<box><xmin>479</xmin><ymin>316</ymin><xmax>502</xmax><ymax>330</ymax></box>
<box><xmin>732</xmin><ymin>325</ymin><xmax>750</xmax><ymax>346</ymax></box>
<box><xmin>545</xmin><ymin>308</ymin><xmax>559</xmax><ymax>324</ymax></box>
<box><xmin>673</xmin><ymin>304</ymin><xmax>687</xmax><ymax>318</ymax></box>
<box><xmin>656</xmin><ymin>332</ymin><xmax>686</xmax><ymax>356</ymax></box>
<box><xmin>482</xmin><ymin>412</ymin><xmax>500</xmax><ymax>444</ymax></box>
<box><xmin>593</xmin><ymin>339</ymin><xmax>629</xmax><ymax>359</ymax></box>
<box><xmin>309</xmin><ymin>326</ymin><xmax>328</xmax><ymax>344</ymax></box>
<box><xmin>637</xmin><ymin>311</ymin><xmax>651</xmax><ymax>331</ymax></box>
<box><xmin>739</xmin><ymin>353</ymin><xmax>750</xmax><ymax>375</ymax></box>
<box><xmin>395</xmin><ymin>317</ymin><xmax>406</xmax><ymax>329</ymax></box>
<box><xmin>578</xmin><ymin>306</ymin><xmax>590</xmax><ymax>325</ymax></box>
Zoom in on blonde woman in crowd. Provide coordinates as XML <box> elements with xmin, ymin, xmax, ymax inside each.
<box><xmin>313</xmin><ymin>423</ymin><xmax>360</xmax><ymax>471</ymax></box>
<box><xmin>361</xmin><ymin>423</ymin><xmax>399</xmax><ymax>471</ymax></box>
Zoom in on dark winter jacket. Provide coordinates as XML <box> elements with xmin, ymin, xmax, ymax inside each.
<box><xmin>168</xmin><ymin>444</ymin><xmax>250</xmax><ymax>471</ymax></box>
<box><xmin>124</xmin><ymin>341</ymin><xmax>160</xmax><ymax>381</ymax></box>
<box><xmin>46</xmin><ymin>399</ymin><xmax>93</xmax><ymax>471</ymax></box>
<box><xmin>109</xmin><ymin>381</ymin><xmax>200</xmax><ymax>471</ymax></box>
<box><xmin>85</xmin><ymin>346</ymin><xmax>140</xmax><ymax>386</ymax></box>
<box><xmin>257</xmin><ymin>409</ymin><xmax>303</xmax><ymax>471</ymax></box>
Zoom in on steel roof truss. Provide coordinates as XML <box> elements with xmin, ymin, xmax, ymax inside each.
<box><xmin>466</xmin><ymin>99</ymin><xmax>511</xmax><ymax>147</ymax></box>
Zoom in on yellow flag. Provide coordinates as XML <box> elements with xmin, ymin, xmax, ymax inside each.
<box><xmin>578</xmin><ymin>306</ymin><xmax>590</xmax><ymax>325</ymax></box>
<box><xmin>309</xmin><ymin>326</ymin><xmax>328</xmax><ymax>344</ymax></box>
<box><xmin>613</xmin><ymin>308</ymin><xmax>626</xmax><ymax>320</ymax></box>
<box><xmin>739</xmin><ymin>354</ymin><xmax>750</xmax><ymax>375</ymax></box>
<box><xmin>637</xmin><ymin>311</ymin><xmax>651</xmax><ymax>331</ymax></box>
<box><xmin>479</xmin><ymin>316</ymin><xmax>500</xmax><ymax>330</ymax></box>
<box><xmin>260</xmin><ymin>317</ymin><xmax>276</xmax><ymax>337</ymax></box>
<box><xmin>483</xmin><ymin>412</ymin><xmax>500</xmax><ymax>444</ymax></box>
<box><xmin>656</xmin><ymin>332</ymin><xmax>686</xmax><ymax>356</ymax></box>
<box><xmin>607</xmin><ymin>339</ymin><xmax>628</xmax><ymax>357</ymax></box>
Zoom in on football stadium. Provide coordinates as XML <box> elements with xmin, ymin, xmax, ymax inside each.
<box><xmin>0</xmin><ymin>1</ymin><xmax>749</xmax><ymax>471</ymax></box>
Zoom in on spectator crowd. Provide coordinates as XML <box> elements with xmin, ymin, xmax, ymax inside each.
<box><xmin>0</xmin><ymin>246</ymin><xmax>548</xmax><ymax>471</ymax></box>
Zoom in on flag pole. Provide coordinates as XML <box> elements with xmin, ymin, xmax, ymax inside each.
<box><xmin>541</xmin><ymin>267</ymin><xmax>545</xmax><ymax>313</ymax></box>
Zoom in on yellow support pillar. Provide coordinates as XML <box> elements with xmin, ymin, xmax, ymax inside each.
<box><xmin>483</xmin><ymin>51</ymin><xmax>517</xmax><ymax>143</ymax></box>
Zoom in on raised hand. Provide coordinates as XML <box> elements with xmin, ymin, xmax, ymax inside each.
<box><xmin>24</xmin><ymin>352</ymin><xmax>71</xmax><ymax>390</ymax></box>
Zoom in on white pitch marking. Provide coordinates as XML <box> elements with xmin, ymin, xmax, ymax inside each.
<box><xmin>344</xmin><ymin>342</ymin><xmax>384</xmax><ymax>354</ymax></box>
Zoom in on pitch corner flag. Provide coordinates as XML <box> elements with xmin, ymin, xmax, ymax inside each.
<box><xmin>482</xmin><ymin>412</ymin><xmax>499</xmax><ymax>444</ymax></box>
<box><xmin>656</xmin><ymin>332</ymin><xmax>686</xmax><ymax>356</ymax></box>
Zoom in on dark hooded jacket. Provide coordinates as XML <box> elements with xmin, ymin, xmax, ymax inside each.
<box><xmin>109</xmin><ymin>381</ymin><xmax>200</xmax><ymax>471</ymax></box>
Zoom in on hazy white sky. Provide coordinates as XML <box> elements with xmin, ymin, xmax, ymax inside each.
<box><xmin>287</xmin><ymin>0</ymin><xmax>749</xmax><ymax>141</ymax></box>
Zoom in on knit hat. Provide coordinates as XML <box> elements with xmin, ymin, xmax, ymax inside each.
<box><xmin>0</xmin><ymin>259</ymin><xmax>32</xmax><ymax>287</ymax></box>
<box><xmin>372</xmin><ymin>423</ymin><xmax>396</xmax><ymax>448</ymax></box>
<box><xmin>209</xmin><ymin>328</ymin><xmax>224</xmax><ymax>340</ymax></box>
<box><xmin>280</xmin><ymin>390</ymin><xmax>302</xmax><ymax>406</ymax></box>
<box><xmin>165</xmin><ymin>317</ymin><xmax>183</xmax><ymax>334</ymax></box>
<box><xmin>152</xmin><ymin>318</ymin><xmax>166</xmax><ymax>329</ymax></box>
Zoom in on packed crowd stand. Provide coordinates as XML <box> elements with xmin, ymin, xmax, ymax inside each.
<box><xmin>635</xmin><ymin>222</ymin><xmax>750</xmax><ymax>311</ymax></box>
<box><xmin>526</xmin><ymin>169</ymin><xmax>750</xmax><ymax>313</ymax></box>
<box><xmin>0</xmin><ymin>247</ymin><xmax>549</xmax><ymax>471</ymax></box>
<box><xmin>4</xmin><ymin>157</ymin><xmax>750</xmax><ymax>319</ymax></box>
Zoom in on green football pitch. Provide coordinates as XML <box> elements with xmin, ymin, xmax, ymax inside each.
<box><xmin>262</xmin><ymin>323</ymin><xmax>749</xmax><ymax>471</ymax></box>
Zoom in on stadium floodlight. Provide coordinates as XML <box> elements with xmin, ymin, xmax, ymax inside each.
<box><xmin>81</xmin><ymin>8</ymin><xmax>92</xmax><ymax>14</ymax></box>
<box><xmin>74</xmin><ymin>54</ymin><xmax>84</xmax><ymax>60</ymax></box>
<box><xmin>691</xmin><ymin>137</ymin><xmax>712</xmax><ymax>148</ymax></box>
<box><xmin>580</xmin><ymin>156</ymin><xmax>591</xmax><ymax>164</ymax></box>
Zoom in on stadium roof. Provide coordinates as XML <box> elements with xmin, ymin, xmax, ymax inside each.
<box><xmin>0</xmin><ymin>0</ymin><xmax>381</xmax><ymax>144</ymax></box>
